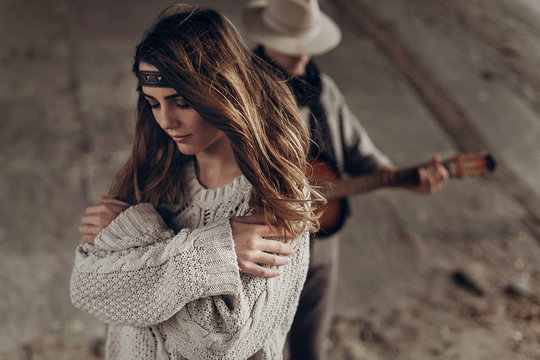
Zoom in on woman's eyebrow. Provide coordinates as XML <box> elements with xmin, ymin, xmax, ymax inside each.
<box><xmin>142</xmin><ymin>92</ymin><xmax>181</xmax><ymax>100</ymax></box>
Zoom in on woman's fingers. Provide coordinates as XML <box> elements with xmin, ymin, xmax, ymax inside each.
<box><xmin>231</xmin><ymin>217</ymin><xmax>294</xmax><ymax>278</ymax></box>
<box><xmin>82</xmin><ymin>235</ymin><xmax>96</xmax><ymax>245</ymax></box>
<box><xmin>78</xmin><ymin>223</ymin><xmax>101</xmax><ymax>236</ymax></box>
<box><xmin>85</xmin><ymin>203</ymin><xmax>117</xmax><ymax>215</ymax></box>
<box><xmin>80</xmin><ymin>214</ymin><xmax>106</xmax><ymax>226</ymax></box>
<box><xmin>254</xmin><ymin>251</ymin><xmax>291</xmax><ymax>266</ymax></box>
<box><xmin>232</xmin><ymin>215</ymin><xmax>292</xmax><ymax>240</ymax></box>
<box><xmin>85</xmin><ymin>196</ymin><xmax>129</xmax><ymax>216</ymax></box>
<box><xmin>259</xmin><ymin>238</ymin><xmax>293</xmax><ymax>256</ymax></box>
<box><xmin>80</xmin><ymin>212</ymin><xmax>116</xmax><ymax>229</ymax></box>
<box><xmin>232</xmin><ymin>214</ymin><xmax>265</xmax><ymax>225</ymax></box>
<box><xmin>238</xmin><ymin>262</ymin><xmax>281</xmax><ymax>278</ymax></box>
<box><xmin>78</xmin><ymin>197</ymin><xmax>130</xmax><ymax>244</ymax></box>
<box><xmin>98</xmin><ymin>195</ymin><xmax>130</xmax><ymax>207</ymax></box>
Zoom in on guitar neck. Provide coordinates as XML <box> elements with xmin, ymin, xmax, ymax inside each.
<box><xmin>313</xmin><ymin>152</ymin><xmax>495</xmax><ymax>237</ymax></box>
<box><xmin>317</xmin><ymin>152</ymin><xmax>495</xmax><ymax>202</ymax></box>
<box><xmin>324</xmin><ymin>167</ymin><xmax>420</xmax><ymax>201</ymax></box>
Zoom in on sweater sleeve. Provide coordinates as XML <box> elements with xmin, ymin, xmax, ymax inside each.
<box><xmin>69</xmin><ymin>203</ymin><xmax>242</xmax><ymax>327</ymax></box>
<box><xmin>155</xmin><ymin>230</ymin><xmax>310</xmax><ymax>360</ymax></box>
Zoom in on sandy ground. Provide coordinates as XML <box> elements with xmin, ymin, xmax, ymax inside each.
<box><xmin>1</xmin><ymin>0</ymin><xmax>539</xmax><ymax>359</ymax></box>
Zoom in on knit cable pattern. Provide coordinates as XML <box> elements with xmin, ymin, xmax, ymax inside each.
<box><xmin>70</xmin><ymin>162</ymin><xmax>309</xmax><ymax>359</ymax></box>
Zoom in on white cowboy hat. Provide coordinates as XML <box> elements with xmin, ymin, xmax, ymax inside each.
<box><xmin>242</xmin><ymin>0</ymin><xmax>342</xmax><ymax>56</ymax></box>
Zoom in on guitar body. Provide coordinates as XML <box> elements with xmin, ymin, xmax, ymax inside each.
<box><xmin>308</xmin><ymin>159</ymin><xmax>348</xmax><ymax>238</ymax></box>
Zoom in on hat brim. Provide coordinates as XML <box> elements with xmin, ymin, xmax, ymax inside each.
<box><xmin>242</xmin><ymin>0</ymin><xmax>342</xmax><ymax>56</ymax></box>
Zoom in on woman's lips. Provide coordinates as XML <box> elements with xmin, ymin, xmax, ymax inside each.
<box><xmin>172</xmin><ymin>135</ymin><xmax>191</xmax><ymax>143</ymax></box>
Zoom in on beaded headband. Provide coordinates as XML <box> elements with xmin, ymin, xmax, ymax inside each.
<box><xmin>138</xmin><ymin>70</ymin><xmax>171</xmax><ymax>87</ymax></box>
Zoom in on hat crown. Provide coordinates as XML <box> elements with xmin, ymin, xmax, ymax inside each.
<box><xmin>242</xmin><ymin>0</ymin><xmax>342</xmax><ymax>55</ymax></box>
<box><xmin>263</xmin><ymin>0</ymin><xmax>321</xmax><ymax>35</ymax></box>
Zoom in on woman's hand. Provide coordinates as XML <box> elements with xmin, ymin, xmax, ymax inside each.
<box><xmin>79</xmin><ymin>196</ymin><xmax>130</xmax><ymax>245</ymax></box>
<box><xmin>231</xmin><ymin>215</ymin><xmax>293</xmax><ymax>278</ymax></box>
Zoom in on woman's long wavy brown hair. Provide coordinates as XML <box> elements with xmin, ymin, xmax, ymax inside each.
<box><xmin>110</xmin><ymin>5</ymin><xmax>325</xmax><ymax>237</ymax></box>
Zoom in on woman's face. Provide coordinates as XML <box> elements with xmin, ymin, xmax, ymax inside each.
<box><xmin>139</xmin><ymin>63</ymin><xmax>228</xmax><ymax>156</ymax></box>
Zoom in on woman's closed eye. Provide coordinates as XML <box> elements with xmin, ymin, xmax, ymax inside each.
<box><xmin>175</xmin><ymin>100</ymin><xmax>191</xmax><ymax>109</ymax></box>
<box><xmin>142</xmin><ymin>92</ymin><xmax>191</xmax><ymax>110</ymax></box>
<box><xmin>147</xmin><ymin>101</ymin><xmax>189</xmax><ymax>110</ymax></box>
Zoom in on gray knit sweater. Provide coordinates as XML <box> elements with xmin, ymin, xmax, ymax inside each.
<box><xmin>70</xmin><ymin>162</ymin><xmax>310</xmax><ymax>359</ymax></box>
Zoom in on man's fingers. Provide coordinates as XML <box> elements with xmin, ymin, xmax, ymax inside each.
<box><xmin>417</xmin><ymin>168</ymin><xmax>428</xmax><ymax>191</ymax></box>
<box><xmin>437</xmin><ymin>164</ymin><xmax>449</xmax><ymax>181</ymax></box>
<box><xmin>417</xmin><ymin>163</ymin><xmax>449</xmax><ymax>193</ymax></box>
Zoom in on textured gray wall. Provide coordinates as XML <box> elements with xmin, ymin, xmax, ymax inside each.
<box><xmin>1</xmin><ymin>0</ymin><xmax>540</xmax><ymax>358</ymax></box>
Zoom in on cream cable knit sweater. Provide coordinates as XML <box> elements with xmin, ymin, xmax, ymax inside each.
<box><xmin>70</xmin><ymin>162</ymin><xmax>310</xmax><ymax>360</ymax></box>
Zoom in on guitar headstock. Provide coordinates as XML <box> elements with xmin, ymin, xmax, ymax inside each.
<box><xmin>444</xmin><ymin>151</ymin><xmax>497</xmax><ymax>178</ymax></box>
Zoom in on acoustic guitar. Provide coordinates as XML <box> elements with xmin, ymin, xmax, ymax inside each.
<box><xmin>308</xmin><ymin>151</ymin><xmax>497</xmax><ymax>238</ymax></box>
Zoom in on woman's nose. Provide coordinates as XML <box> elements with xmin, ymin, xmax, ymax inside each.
<box><xmin>158</xmin><ymin>105</ymin><xmax>179</xmax><ymax>130</ymax></box>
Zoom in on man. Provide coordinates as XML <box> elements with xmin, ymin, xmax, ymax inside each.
<box><xmin>242</xmin><ymin>0</ymin><xmax>448</xmax><ymax>359</ymax></box>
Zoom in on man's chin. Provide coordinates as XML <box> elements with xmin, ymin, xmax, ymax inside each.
<box><xmin>291</xmin><ymin>67</ymin><xmax>307</xmax><ymax>77</ymax></box>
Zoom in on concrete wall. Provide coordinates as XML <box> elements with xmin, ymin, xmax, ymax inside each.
<box><xmin>1</xmin><ymin>0</ymin><xmax>540</xmax><ymax>358</ymax></box>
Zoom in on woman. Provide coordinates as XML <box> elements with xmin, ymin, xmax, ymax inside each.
<box><xmin>70</xmin><ymin>5</ymin><xmax>323</xmax><ymax>360</ymax></box>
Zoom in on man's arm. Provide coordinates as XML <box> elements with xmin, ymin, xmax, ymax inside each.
<box><xmin>323</xmin><ymin>74</ymin><xmax>447</xmax><ymax>192</ymax></box>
